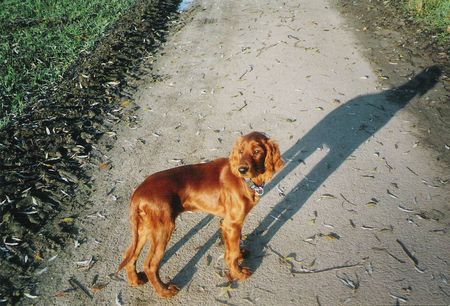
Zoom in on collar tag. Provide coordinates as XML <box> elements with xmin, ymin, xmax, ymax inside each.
<box><xmin>253</xmin><ymin>186</ymin><xmax>264</xmax><ymax>196</ymax></box>
<box><xmin>245</xmin><ymin>178</ymin><xmax>264</xmax><ymax>196</ymax></box>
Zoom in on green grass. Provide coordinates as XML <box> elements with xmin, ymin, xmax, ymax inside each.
<box><xmin>0</xmin><ymin>0</ymin><xmax>137</xmax><ymax>128</ymax></box>
<box><xmin>403</xmin><ymin>0</ymin><xmax>450</xmax><ymax>43</ymax></box>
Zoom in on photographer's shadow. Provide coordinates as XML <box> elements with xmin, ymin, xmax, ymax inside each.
<box><xmin>246</xmin><ymin>65</ymin><xmax>442</xmax><ymax>271</ymax></box>
<box><xmin>169</xmin><ymin>66</ymin><xmax>441</xmax><ymax>287</ymax></box>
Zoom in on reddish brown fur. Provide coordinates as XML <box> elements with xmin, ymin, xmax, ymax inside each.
<box><xmin>117</xmin><ymin>132</ymin><xmax>284</xmax><ymax>297</ymax></box>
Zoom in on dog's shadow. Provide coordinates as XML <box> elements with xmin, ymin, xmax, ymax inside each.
<box><xmin>164</xmin><ymin>66</ymin><xmax>442</xmax><ymax>289</ymax></box>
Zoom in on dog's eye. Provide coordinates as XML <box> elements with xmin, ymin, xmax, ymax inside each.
<box><xmin>253</xmin><ymin>149</ymin><xmax>260</xmax><ymax>155</ymax></box>
<box><xmin>238</xmin><ymin>149</ymin><xmax>243</xmax><ymax>154</ymax></box>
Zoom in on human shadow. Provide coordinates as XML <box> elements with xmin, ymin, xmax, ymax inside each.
<box><xmin>167</xmin><ymin>66</ymin><xmax>442</xmax><ymax>288</ymax></box>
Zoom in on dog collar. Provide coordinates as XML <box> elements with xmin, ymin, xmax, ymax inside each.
<box><xmin>244</xmin><ymin>178</ymin><xmax>264</xmax><ymax>196</ymax></box>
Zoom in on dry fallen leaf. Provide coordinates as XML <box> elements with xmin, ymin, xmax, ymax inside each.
<box><xmin>120</xmin><ymin>100</ymin><xmax>131</xmax><ymax>108</ymax></box>
<box><xmin>366</xmin><ymin>201</ymin><xmax>378</xmax><ymax>208</ymax></box>
<box><xmin>92</xmin><ymin>282</ymin><xmax>109</xmax><ymax>293</ymax></box>
<box><xmin>322</xmin><ymin>232</ymin><xmax>341</xmax><ymax>240</ymax></box>
<box><xmin>317</xmin><ymin>193</ymin><xmax>337</xmax><ymax>201</ymax></box>
<box><xmin>99</xmin><ymin>162</ymin><xmax>111</xmax><ymax>170</ymax></box>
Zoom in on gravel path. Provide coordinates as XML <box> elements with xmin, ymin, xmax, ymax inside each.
<box><xmin>35</xmin><ymin>0</ymin><xmax>449</xmax><ymax>305</ymax></box>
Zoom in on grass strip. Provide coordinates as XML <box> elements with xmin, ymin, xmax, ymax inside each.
<box><xmin>398</xmin><ymin>0</ymin><xmax>449</xmax><ymax>44</ymax></box>
<box><xmin>0</xmin><ymin>0</ymin><xmax>137</xmax><ymax>128</ymax></box>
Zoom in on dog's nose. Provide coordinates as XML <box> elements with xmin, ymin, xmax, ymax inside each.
<box><xmin>238</xmin><ymin>166</ymin><xmax>249</xmax><ymax>174</ymax></box>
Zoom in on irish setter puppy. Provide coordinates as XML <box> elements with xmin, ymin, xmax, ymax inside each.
<box><xmin>117</xmin><ymin>132</ymin><xmax>284</xmax><ymax>297</ymax></box>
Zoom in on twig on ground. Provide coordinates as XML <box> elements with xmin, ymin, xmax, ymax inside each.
<box><xmin>292</xmin><ymin>262</ymin><xmax>361</xmax><ymax>274</ymax></box>
<box><xmin>68</xmin><ymin>277</ymin><xmax>93</xmax><ymax>300</ymax></box>
<box><xmin>396</xmin><ymin>239</ymin><xmax>419</xmax><ymax>266</ymax></box>
<box><xmin>340</xmin><ymin>193</ymin><xmax>356</xmax><ymax>205</ymax></box>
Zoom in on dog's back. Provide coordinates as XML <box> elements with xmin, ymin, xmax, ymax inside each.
<box><xmin>132</xmin><ymin>158</ymin><xmax>229</xmax><ymax>215</ymax></box>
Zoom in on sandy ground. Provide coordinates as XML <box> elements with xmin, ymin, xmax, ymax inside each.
<box><xmin>36</xmin><ymin>0</ymin><xmax>449</xmax><ymax>305</ymax></box>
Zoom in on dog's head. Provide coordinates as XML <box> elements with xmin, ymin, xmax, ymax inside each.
<box><xmin>229</xmin><ymin>132</ymin><xmax>284</xmax><ymax>184</ymax></box>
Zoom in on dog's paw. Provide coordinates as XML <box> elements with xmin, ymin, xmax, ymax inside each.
<box><xmin>159</xmin><ymin>283</ymin><xmax>180</xmax><ymax>298</ymax></box>
<box><xmin>128</xmin><ymin>272</ymin><xmax>147</xmax><ymax>286</ymax></box>
<box><xmin>228</xmin><ymin>267</ymin><xmax>253</xmax><ymax>281</ymax></box>
<box><xmin>239</xmin><ymin>267</ymin><xmax>253</xmax><ymax>279</ymax></box>
<box><xmin>238</xmin><ymin>248</ymin><xmax>250</xmax><ymax>265</ymax></box>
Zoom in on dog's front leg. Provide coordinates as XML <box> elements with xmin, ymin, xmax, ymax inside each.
<box><xmin>221</xmin><ymin>219</ymin><xmax>252</xmax><ymax>280</ymax></box>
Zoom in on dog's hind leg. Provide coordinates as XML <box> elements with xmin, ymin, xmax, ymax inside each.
<box><xmin>144</xmin><ymin>217</ymin><xmax>179</xmax><ymax>298</ymax></box>
<box><xmin>122</xmin><ymin>211</ymin><xmax>149</xmax><ymax>286</ymax></box>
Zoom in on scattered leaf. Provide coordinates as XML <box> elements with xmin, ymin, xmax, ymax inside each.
<box><xmin>24</xmin><ymin>293</ymin><xmax>39</xmax><ymax>299</ymax></box>
<box><xmin>99</xmin><ymin>162</ymin><xmax>110</xmax><ymax>170</ymax></box>
<box><xmin>366</xmin><ymin>201</ymin><xmax>378</xmax><ymax>208</ymax></box>
<box><xmin>387</xmin><ymin>189</ymin><xmax>398</xmax><ymax>199</ymax></box>
<box><xmin>317</xmin><ymin>193</ymin><xmax>336</xmax><ymax>201</ymax></box>
<box><xmin>91</xmin><ymin>282</ymin><xmax>109</xmax><ymax>293</ymax></box>
<box><xmin>120</xmin><ymin>100</ymin><xmax>131</xmax><ymax>108</ymax></box>
<box><xmin>115</xmin><ymin>291</ymin><xmax>124</xmax><ymax>305</ymax></box>
<box><xmin>322</xmin><ymin>232</ymin><xmax>341</xmax><ymax>240</ymax></box>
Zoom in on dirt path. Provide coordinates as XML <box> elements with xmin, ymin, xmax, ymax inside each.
<box><xmin>36</xmin><ymin>0</ymin><xmax>449</xmax><ymax>305</ymax></box>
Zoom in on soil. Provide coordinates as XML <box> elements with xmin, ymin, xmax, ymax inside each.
<box><xmin>0</xmin><ymin>0</ymin><xmax>181</xmax><ymax>303</ymax></box>
<box><xmin>337</xmin><ymin>0</ymin><xmax>450</xmax><ymax>166</ymax></box>
<box><xmin>0</xmin><ymin>0</ymin><xmax>449</xmax><ymax>305</ymax></box>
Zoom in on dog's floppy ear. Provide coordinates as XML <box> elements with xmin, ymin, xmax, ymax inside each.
<box><xmin>229</xmin><ymin>136</ymin><xmax>243</xmax><ymax>177</ymax></box>
<box><xmin>264</xmin><ymin>138</ymin><xmax>284</xmax><ymax>175</ymax></box>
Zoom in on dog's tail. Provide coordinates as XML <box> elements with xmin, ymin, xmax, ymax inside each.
<box><xmin>116</xmin><ymin>199</ymin><xmax>140</xmax><ymax>276</ymax></box>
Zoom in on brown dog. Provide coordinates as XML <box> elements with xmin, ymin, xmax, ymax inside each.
<box><xmin>117</xmin><ymin>132</ymin><xmax>284</xmax><ymax>297</ymax></box>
